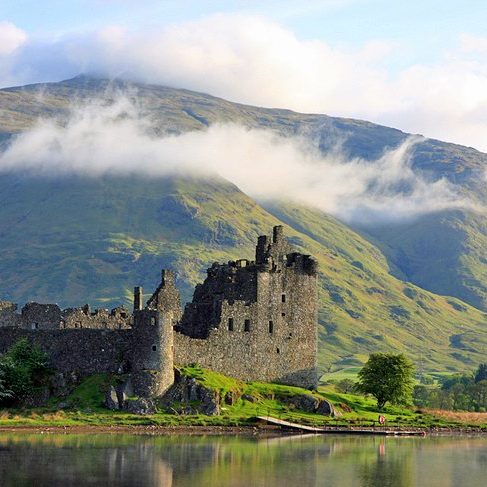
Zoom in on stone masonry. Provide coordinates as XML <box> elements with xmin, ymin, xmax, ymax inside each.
<box><xmin>0</xmin><ymin>226</ymin><xmax>318</xmax><ymax>396</ymax></box>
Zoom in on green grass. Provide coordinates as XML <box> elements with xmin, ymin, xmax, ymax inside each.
<box><xmin>2</xmin><ymin>368</ymin><xmax>486</xmax><ymax>430</ymax></box>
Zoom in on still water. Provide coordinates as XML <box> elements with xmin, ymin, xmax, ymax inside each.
<box><xmin>0</xmin><ymin>433</ymin><xmax>486</xmax><ymax>487</ymax></box>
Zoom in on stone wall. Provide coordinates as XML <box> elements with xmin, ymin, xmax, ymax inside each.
<box><xmin>174</xmin><ymin>225</ymin><xmax>318</xmax><ymax>388</ymax></box>
<box><xmin>0</xmin><ymin>301</ymin><xmax>131</xmax><ymax>330</ymax></box>
<box><xmin>0</xmin><ymin>225</ymin><xmax>318</xmax><ymax>394</ymax></box>
<box><xmin>0</xmin><ymin>328</ymin><xmax>132</xmax><ymax>376</ymax></box>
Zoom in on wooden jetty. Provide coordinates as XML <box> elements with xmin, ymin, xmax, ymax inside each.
<box><xmin>256</xmin><ymin>416</ymin><xmax>426</xmax><ymax>436</ymax></box>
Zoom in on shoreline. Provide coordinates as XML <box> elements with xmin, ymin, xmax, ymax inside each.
<box><xmin>1</xmin><ymin>424</ymin><xmax>487</xmax><ymax>436</ymax></box>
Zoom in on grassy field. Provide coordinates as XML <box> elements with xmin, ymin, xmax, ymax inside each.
<box><xmin>1</xmin><ymin>368</ymin><xmax>486</xmax><ymax>431</ymax></box>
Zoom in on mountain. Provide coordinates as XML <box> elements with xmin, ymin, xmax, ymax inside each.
<box><xmin>1</xmin><ymin>76</ymin><xmax>487</xmax><ymax>378</ymax></box>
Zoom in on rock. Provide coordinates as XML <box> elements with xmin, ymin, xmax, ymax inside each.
<box><xmin>224</xmin><ymin>390</ymin><xmax>239</xmax><ymax>405</ymax></box>
<box><xmin>124</xmin><ymin>398</ymin><xmax>156</xmax><ymax>415</ymax></box>
<box><xmin>292</xmin><ymin>394</ymin><xmax>321</xmax><ymax>413</ymax></box>
<box><xmin>104</xmin><ymin>386</ymin><xmax>120</xmax><ymax>410</ymax></box>
<box><xmin>316</xmin><ymin>399</ymin><xmax>335</xmax><ymax>416</ymax></box>
<box><xmin>115</xmin><ymin>378</ymin><xmax>134</xmax><ymax>406</ymax></box>
<box><xmin>242</xmin><ymin>394</ymin><xmax>257</xmax><ymax>403</ymax></box>
<box><xmin>159</xmin><ymin>375</ymin><xmax>220</xmax><ymax>415</ymax></box>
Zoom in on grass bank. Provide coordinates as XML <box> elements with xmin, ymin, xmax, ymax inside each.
<box><xmin>1</xmin><ymin>367</ymin><xmax>487</xmax><ymax>432</ymax></box>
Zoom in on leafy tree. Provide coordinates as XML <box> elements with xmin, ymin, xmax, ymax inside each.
<box><xmin>0</xmin><ymin>368</ymin><xmax>13</xmax><ymax>402</ymax></box>
<box><xmin>441</xmin><ymin>373</ymin><xmax>473</xmax><ymax>390</ymax></box>
<box><xmin>357</xmin><ymin>353</ymin><xmax>415</xmax><ymax>409</ymax></box>
<box><xmin>0</xmin><ymin>338</ymin><xmax>50</xmax><ymax>406</ymax></box>
<box><xmin>475</xmin><ymin>363</ymin><xmax>487</xmax><ymax>384</ymax></box>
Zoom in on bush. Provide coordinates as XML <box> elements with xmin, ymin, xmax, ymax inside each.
<box><xmin>0</xmin><ymin>338</ymin><xmax>50</xmax><ymax>406</ymax></box>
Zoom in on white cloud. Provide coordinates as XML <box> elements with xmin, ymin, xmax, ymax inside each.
<box><xmin>0</xmin><ymin>98</ymin><xmax>473</xmax><ymax>223</ymax></box>
<box><xmin>2</xmin><ymin>15</ymin><xmax>487</xmax><ymax>151</ymax></box>
<box><xmin>0</xmin><ymin>22</ymin><xmax>27</xmax><ymax>55</ymax></box>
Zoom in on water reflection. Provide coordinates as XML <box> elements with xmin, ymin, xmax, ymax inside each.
<box><xmin>0</xmin><ymin>433</ymin><xmax>486</xmax><ymax>486</ymax></box>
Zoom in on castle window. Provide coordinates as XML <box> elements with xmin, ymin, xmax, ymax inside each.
<box><xmin>277</xmin><ymin>348</ymin><xmax>280</xmax><ymax>354</ymax></box>
<box><xmin>269</xmin><ymin>321</ymin><xmax>274</xmax><ymax>333</ymax></box>
<box><xmin>32</xmin><ymin>323</ymin><xmax>38</xmax><ymax>330</ymax></box>
<box><xmin>281</xmin><ymin>294</ymin><xmax>286</xmax><ymax>303</ymax></box>
<box><xmin>152</xmin><ymin>345</ymin><xmax>157</xmax><ymax>352</ymax></box>
<box><xmin>244</xmin><ymin>319</ymin><xmax>251</xmax><ymax>332</ymax></box>
<box><xmin>281</xmin><ymin>313</ymin><xmax>286</xmax><ymax>317</ymax></box>
<box><xmin>151</xmin><ymin>317</ymin><xmax>157</xmax><ymax>326</ymax></box>
<box><xmin>228</xmin><ymin>318</ymin><xmax>234</xmax><ymax>331</ymax></box>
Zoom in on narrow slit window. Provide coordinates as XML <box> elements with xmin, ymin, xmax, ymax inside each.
<box><xmin>244</xmin><ymin>319</ymin><xmax>251</xmax><ymax>332</ymax></box>
<box><xmin>269</xmin><ymin>321</ymin><xmax>274</xmax><ymax>333</ymax></box>
<box><xmin>152</xmin><ymin>345</ymin><xmax>157</xmax><ymax>352</ymax></box>
<box><xmin>151</xmin><ymin>317</ymin><xmax>157</xmax><ymax>326</ymax></box>
<box><xmin>228</xmin><ymin>318</ymin><xmax>234</xmax><ymax>331</ymax></box>
<box><xmin>281</xmin><ymin>294</ymin><xmax>286</xmax><ymax>303</ymax></box>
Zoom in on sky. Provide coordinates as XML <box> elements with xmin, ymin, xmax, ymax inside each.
<box><xmin>1</xmin><ymin>0</ymin><xmax>487</xmax><ymax>151</ymax></box>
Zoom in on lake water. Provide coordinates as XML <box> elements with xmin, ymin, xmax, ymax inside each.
<box><xmin>0</xmin><ymin>432</ymin><xmax>486</xmax><ymax>486</ymax></box>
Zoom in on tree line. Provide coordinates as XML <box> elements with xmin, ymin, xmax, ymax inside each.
<box><xmin>336</xmin><ymin>353</ymin><xmax>487</xmax><ymax>412</ymax></box>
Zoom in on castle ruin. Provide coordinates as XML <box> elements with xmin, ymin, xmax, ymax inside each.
<box><xmin>0</xmin><ymin>226</ymin><xmax>318</xmax><ymax>397</ymax></box>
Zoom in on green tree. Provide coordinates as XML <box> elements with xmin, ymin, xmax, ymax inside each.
<box><xmin>475</xmin><ymin>363</ymin><xmax>487</xmax><ymax>384</ymax></box>
<box><xmin>357</xmin><ymin>353</ymin><xmax>415</xmax><ymax>409</ymax></box>
<box><xmin>0</xmin><ymin>367</ymin><xmax>13</xmax><ymax>402</ymax></box>
<box><xmin>0</xmin><ymin>338</ymin><xmax>50</xmax><ymax>406</ymax></box>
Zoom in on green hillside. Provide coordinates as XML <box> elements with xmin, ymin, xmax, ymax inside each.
<box><xmin>1</xmin><ymin>76</ymin><xmax>487</xmax><ymax>378</ymax></box>
<box><xmin>2</xmin><ymin>75</ymin><xmax>487</xmax><ymax>313</ymax></box>
<box><xmin>0</xmin><ymin>171</ymin><xmax>486</xmax><ymax>378</ymax></box>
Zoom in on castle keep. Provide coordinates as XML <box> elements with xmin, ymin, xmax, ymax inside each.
<box><xmin>0</xmin><ymin>226</ymin><xmax>318</xmax><ymax>397</ymax></box>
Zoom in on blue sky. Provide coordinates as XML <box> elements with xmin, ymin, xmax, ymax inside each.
<box><xmin>3</xmin><ymin>0</ymin><xmax>487</xmax><ymax>61</ymax></box>
<box><xmin>1</xmin><ymin>1</ymin><xmax>487</xmax><ymax>150</ymax></box>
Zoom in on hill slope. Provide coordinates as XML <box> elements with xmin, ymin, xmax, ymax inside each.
<box><xmin>2</xmin><ymin>76</ymin><xmax>487</xmax><ymax>311</ymax></box>
<box><xmin>1</xmin><ymin>77</ymin><xmax>487</xmax><ymax>376</ymax></box>
<box><xmin>0</xmin><ymin>171</ymin><xmax>486</xmax><ymax>376</ymax></box>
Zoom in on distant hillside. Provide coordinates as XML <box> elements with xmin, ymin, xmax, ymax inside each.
<box><xmin>1</xmin><ymin>76</ymin><xmax>487</xmax><ymax>377</ymax></box>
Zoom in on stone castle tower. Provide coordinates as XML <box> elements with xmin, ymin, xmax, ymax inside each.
<box><xmin>130</xmin><ymin>271</ymin><xmax>181</xmax><ymax>397</ymax></box>
<box><xmin>174</xmin><ymin>225</ymin><xmax>318</xmax><ymax>388</ymax></box>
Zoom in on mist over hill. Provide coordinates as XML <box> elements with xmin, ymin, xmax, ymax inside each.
<box><xmin>1</xmin><ymin>76</ymin><xmax>487</xmax><ymax>376</ymax></box>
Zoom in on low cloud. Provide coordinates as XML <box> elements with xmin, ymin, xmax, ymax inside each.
<box><xmin>2</xmin><ymin>15</ymin><xmax>487</xmax><ymax>151</ymax></box>
<box><xmin>0</xmin><ymin>98</ymin><xmax>473</xmax><ymax>223</ymax></box>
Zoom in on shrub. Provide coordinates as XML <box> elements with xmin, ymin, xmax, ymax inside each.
<box><xmin>0</xmin><ymin>338</ymin><xmax>50</xmax><ymax>406</ymax></box>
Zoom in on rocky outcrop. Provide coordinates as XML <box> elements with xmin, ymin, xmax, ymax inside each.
<box><xmin>281</xmin><ymin>394</ymin><xmax>336</xmax><ymax>416</ymax></box>
<box><xmin>160</xmin><ymin>375</ymin><xmax>220</xmax><ymax>415</ymax></box>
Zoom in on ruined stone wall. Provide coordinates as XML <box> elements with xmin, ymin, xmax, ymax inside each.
<box><xmin>0</xmin><ymin>301</ymin><xmax>21</xmax><ymax>328</ymax></box>
<box><xmin>178</xmin><ymin>260</ymin><xmax>257</xmax><ymax>338</ymax></box>
<box><xmin>0</xmin><ymin>328</ymin><xmax>132</xmax><ymax>376</ymax></box>
<box><xmin>174</xmin><ymin>226</ymin><xmax>318</xmax><ymax>388</ymax></box>
<box><xmin>0</xmin><ymin>301</ymin><xmax>131</xmax><ymax>330</ymax></box>
<box><xmin>61</xmin><ymin>306</ymin><xmax>131</xmax><ymax>330</ymax></box>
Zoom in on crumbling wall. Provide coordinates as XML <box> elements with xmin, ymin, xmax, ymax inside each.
<box><xmin>0</xmin><ymin>301</ymin><xmax>21</xmax><ymax>328</ymax></box>
<box><xmin>174</xmin><ymin>225</ymin><xmax>318</xmax><ymax>389</ymax></box>
<box><xmin>61</xmin><ymin>306</ymin><xmax>131</xmax><ymax>329</ymax></box>
<box><xmin>0</xmin><ymin>328</ymin><xmax>132</xmax><ymax>376</ymax></box>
